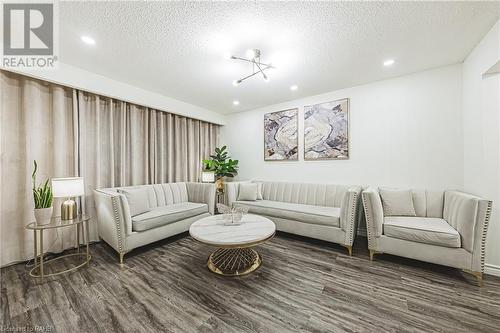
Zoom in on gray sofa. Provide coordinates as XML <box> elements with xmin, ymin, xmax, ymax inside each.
<box><xmin>362</xmin><ymin>187</ymin><xmax>492</xmax><ymax>286</ymax></box>
<box><xmin>94</xmin><ymin>182</ymin><xmax>215</xmax><ymax>264</ymax></box>
<box><xmin>226</xmin><ymin>181</ymin><xmax>363</xmax><ymax>255</ymax></box>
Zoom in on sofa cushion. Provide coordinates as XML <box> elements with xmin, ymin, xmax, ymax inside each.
<box><xmin>255</xmin><ymin>182</ymin><xmax>263</xmax><ymax>200</ymax></box>
<box><xmin>384</xmin><ymin>217</ymin><xmax>460</xmax><ymax>248</ymax></box>
<box><xmin>234</xmin><ymin>200</ymin><xmax>340</xmax><ymax>227</ymax></box>
<box><xmin>379</xmin><ymin>188</ymin><xmax>416</xmax><ymax>217</ymax></box>
<box><xmin>259</xmin><ymin>182</ymin><xmax>349</xmax><ymax>207</ymax></box>
<box><xmin>238</xmin><ymin>183</ymin><xmax>259</xmax><ymax>201</ymax></box>
<box><xmin>132</xmin><ymin>202</ymin><xmax>208</xmax><ymax>231</ymax></box>
<box><xmin>118</xmin><ymin>188</ymin><xmax>150</xmax><ymax>217</ymax></box>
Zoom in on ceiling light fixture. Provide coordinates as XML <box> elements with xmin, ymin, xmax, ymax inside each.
<box><xmin>246</xmin><ymin>49</ymin><xmax>257</xmax><ymax>59</ymax></box>
<box><xmin>81</xmin><ymin>35</ymin><xmax>96</xmax><ymax>45</ymax></box>
<box><xmin>233</xmin><ymin>100</ymin><xmax>240</xmax><ymax>106</ymax></box>
<box><xmin>228</xmin><ymin>49</ymin><xmax>275</xmax><ymax>85</ymax></box>
<box><xmin>290</xmin><ymin>85</ymin><xmax>298</xmax><ymax>91</ymax></box>
<box><xmin>383</xmin><ymin>59</ymin><xmax>395</xmax><ymax>67</ymax></box>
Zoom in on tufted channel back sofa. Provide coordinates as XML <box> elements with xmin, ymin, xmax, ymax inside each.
<box><xmin>94</xmin><ymin>182</ymin><xmax>215</xmax><ymax>263</ymax></box>
<box><xmin>362</xmin><ymin>187</ymin><xmax>492</xmax><ymax>285</ymax></box>
<box><xmin>226</xmin><ymin>181</ymin><xmax>363</xmax><ymax>255</ymax></box>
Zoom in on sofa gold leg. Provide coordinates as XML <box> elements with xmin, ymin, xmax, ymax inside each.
<box><xmin>119</xmin><ymin>252</ymin><xmax>125</xmax><ymax>266</ymax></box>
<box><xmin>369</xmin><ymin>250</ymin><xmax>381</xmax><ymax>261</ymax></box>
<box><xmin>343</xmin><ymin>245</ymin><xmax>353</xmax><ymax>256</ymax></box>
<box><xmin>463</xmin><ymin>269</ymin><xmax>483</xmax><ymax>287</ymax></box>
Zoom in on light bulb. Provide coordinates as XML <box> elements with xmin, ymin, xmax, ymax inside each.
<box><xmin>246</xmin><ymin>49</ymin><xmax>256</xmax><ymax>59</ymax></box>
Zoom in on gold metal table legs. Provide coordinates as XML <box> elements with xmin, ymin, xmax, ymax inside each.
<box><xmin>29</xmin><ymin>220</ymin><xmax>92</xmax><ymax>279</ymax></box>
<box><xmin>207</xmin><ymin>248</ymin><xmax>262</xmax><ymax>276</ymax></box>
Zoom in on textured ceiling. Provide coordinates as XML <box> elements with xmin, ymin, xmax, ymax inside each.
<box><xmin>59</xmin><ymin>1</ymin><xmax>499</xmax><ymax>114</ymax></box>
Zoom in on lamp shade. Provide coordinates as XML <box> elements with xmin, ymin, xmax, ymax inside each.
<box><xmin>201</xmin><ymin>171</ymin><xmax>215</xmax><ymax>183</ymax></box>
<box><xmin>51</xmin><ymin>177</ymin><xmax>85</xmax><ymax>198</ymax></box>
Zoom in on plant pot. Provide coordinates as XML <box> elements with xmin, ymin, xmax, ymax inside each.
<box><xmin>34</xmin><ymin>207</ymin><xmax>53</xmax><ymax>225</ymax></box>
<box><xmin>215</xmin><ymin>177</ymin><xmax>225</xmax><ymax>193</ymax></box>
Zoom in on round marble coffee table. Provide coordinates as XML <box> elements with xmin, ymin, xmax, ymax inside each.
<box><xmin>189</xmin><ymin>214</ymin><xmax>276</xmax><ymax>276</ymax></box>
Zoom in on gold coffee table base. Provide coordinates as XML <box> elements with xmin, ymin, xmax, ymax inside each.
<box><xmin>207</xmin><ymin>248</ymin><xmax>262</xmax><ymax>276</ymax></box>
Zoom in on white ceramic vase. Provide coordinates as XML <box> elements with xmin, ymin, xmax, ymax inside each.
<box><xmin>34</xmin><ymin>207</ymin><xmax>53</xmax><ymax>225</ymax></box>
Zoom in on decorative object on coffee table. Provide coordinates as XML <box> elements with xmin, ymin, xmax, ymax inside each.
<box><xmin>304</xmin><ymin>98</ymin><xmax>349</xmax><ymax>160</ymax></box>
<box><xmin>26</xmin><ymin>214</ymin><xmax>92</xmax><ymax>279</ymax></box>
<box><xmin>216</xmin><ymin>203</ymin><xmax>249</xmax><ymax>225</ymax></box>
<box><xmin>190</xmin><ymin>214</ymin><xmax>275</xmax><ymax>276</ymax></box>
<box><xmin>52</xmin><ymin>177</ymin><xmax>85</xmax><ymax>220</ymax></box>
<box><xmin>32</xmin><ymin>160</ymin><xmax>53</xmax><ymax>225</ymax></box>
<box><xmin>202</xmin><ymin>146</ymin><xmax>239</xmax><ymax>193</ymax></box>
<box><xmin>264</xmin><ymin>108</ymin><xmax>298</xmax><ymax>160</ymax></box>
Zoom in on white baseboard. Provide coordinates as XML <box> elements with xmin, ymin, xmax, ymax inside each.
<box><xmin>485</xmin><ymin>264</ymin><xmax>500</xmax><ymax>277</ymax></box>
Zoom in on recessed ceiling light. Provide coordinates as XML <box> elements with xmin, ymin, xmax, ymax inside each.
<box><xmin>290</xmin><ymin>85</ymin><xmax>298</xmax><ymax>91</ymax></box>
<box><xmin>223</xmin><ymin>52</ymin><xmax>232</xmax><ymax>60</ymax></box>
<box><xmin>383</xmin><ymin>59</ymin><xmax>395</xmax><ymax>67</ymax></box>
<box><xmin>81</xmin><ymin>35</ymin><xmax>95</xmax><ymax>45</ymax></box>
<box><xmin>233</xmin><ymin>100</ymin><xmax>240</xmax><ymax>106</ymax></box>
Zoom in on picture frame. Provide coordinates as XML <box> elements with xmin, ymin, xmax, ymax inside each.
<box><xmin>264</xmin><ymin>108</ymin><xmax>299</xmax><ymax>161</ymax></box>
<box><xmin>303</xmin><ymin>98</ymin><xmax>349</xmax><ymax>160</ymax></box>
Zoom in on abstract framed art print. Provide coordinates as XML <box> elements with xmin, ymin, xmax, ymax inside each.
<box><xmin>264</xmin><ymin>108</ymin><xmax>298</xmax><ymax>161</ymax></box>
<box><xmin>304</xmin><ymin>98</ymin><xmax>349</xmax><ymax>160</ymax></box>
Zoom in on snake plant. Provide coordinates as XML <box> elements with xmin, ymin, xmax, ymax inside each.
<box><xmin>32</xmin><ymin>160</ymin><xmax>53</xmax><ymax>209</ymax></box>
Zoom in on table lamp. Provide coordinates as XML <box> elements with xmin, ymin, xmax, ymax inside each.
<box><xmin>51</xmin><ymin>177</ymin><xmax>85</xmax><ymax>220</ymax></box>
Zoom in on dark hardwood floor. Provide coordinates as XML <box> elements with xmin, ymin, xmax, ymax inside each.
<box><xmin>1</xmin><ymin>233</ymin><xmax>500</xmax><ymax>333</ymax></box>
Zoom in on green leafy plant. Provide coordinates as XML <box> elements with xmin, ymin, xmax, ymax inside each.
<box><xmin>203</xmin><ymin>146</ymin><xmax>239</xmax><ymax>178</ymax></box>
<box><xmin>32</xmin><ymin>160</ymin><xmax>53</xmax><ymax>209</ymax></box>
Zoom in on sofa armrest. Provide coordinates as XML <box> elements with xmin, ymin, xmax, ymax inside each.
<box><xmin>361</xmin><ymin>187</ymin><xmax>384</xmax><ymax>249</ymax></box>
<box><xmin>93</xmin><ymin>189</ymin><xmax>133</xmax><ymax>254</ymax></box>
<box><xmin>186</xmin><ymin>183</ymin><xmax>216</xmax><ymax>214</ymax></box>
<box><xmin>340</xmin><ymin>186</ymin><xmax>362</xmax><ymax>246</ymax></box>
<box><xmin>444</xmin><ymin>190</ymin><xmax>492</xmax><ymax>272</ymax></box>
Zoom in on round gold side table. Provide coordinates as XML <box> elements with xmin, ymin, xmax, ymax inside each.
<box><xmin>25</xmin><ymin>214</ymin><xmax>92</xmax><ymax>279</ymax></box>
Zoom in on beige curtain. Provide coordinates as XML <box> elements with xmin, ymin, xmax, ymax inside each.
<box><xmin>0</xmin><ymin>71</ymin><xmax>77</xmax><ymax>267</ymax></box>
<box><xmin>150</xmin><ymin>109</ymin><xmax>218</xmax><ymax>183</ymax></box>
<box><xmin>0</xmin><ymin>71</ymin><xmax>219</xmax><ymax>267</ymax></box>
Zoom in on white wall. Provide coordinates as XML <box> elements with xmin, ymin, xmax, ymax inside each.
<box><xmin>2</xmin><ymin>63</ymin><xmax>226</xmax><ymax>125</ymax></box>
<box><xmin>222</xmin><ymin>64</ymin><xmax>464</xmax><ymax>191</ymax></box>
<box><xmin>462</xmin><ymin>20</ymin><xmax>500</xmax><ymax>275</ymax></box>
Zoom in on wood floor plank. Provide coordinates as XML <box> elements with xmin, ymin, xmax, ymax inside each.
<box><xmin>1</xmin><ymin>233</ymin><xmax>500</xmax><ymax>332</ymax></box>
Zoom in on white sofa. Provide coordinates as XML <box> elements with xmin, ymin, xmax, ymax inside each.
<box><xmin>93</xmin><ymin>182</ymin><xmax>215</xmax><ymax>263</ymax></box>
<box><xmin>226</xmin><ymin>181</ymin><xmax>363</xmax><ymax>255</ymax></box>
<box><xmin>362</xmin><ymin>187</ymin><xmax>492</xmax><ymax>285</ymax></box>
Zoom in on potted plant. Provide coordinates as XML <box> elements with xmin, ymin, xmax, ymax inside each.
<box><xmin>32</xmin><ymin>160</ymin><xmax>53</xmax><ymax>225</ymax></box>
<box><xmin>203</xmin><ymin>146</ymin><xmax>239</xmax><ymax>192</ymax></box>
